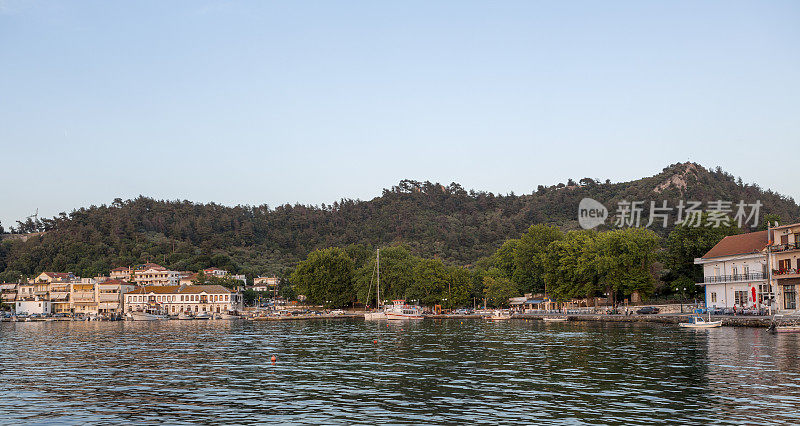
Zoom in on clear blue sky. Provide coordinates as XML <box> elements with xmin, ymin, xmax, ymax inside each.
<box><xmin>1</xmin><ymin>1</ymin><xmax>798</xmax><ymax>227</ymax></box>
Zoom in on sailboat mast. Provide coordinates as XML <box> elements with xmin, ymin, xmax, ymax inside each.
<box><xmin>376</xmin><ymin>249</ymin><xmax>380</xmax><ymax>309</ymax></box>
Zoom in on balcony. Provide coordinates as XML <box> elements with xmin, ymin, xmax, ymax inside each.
<box><xmin>773</xmin><ymin>269</ymin><xmax>800</xmax><ymax>279</ymax></box>
<box><xmin>770</xmin><ymin>242</ymin><xmax>800</xmax><ymax>253</ymax></box>
<box><xmin>701</xmin><ymin>272</ymin><xmax>767</xmax><ymax>284</ymax></box>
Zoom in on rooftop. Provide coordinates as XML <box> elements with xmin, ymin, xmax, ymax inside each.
<box><xmin>700</xmin><ymin>230</ymin><xmax>768</xmax><ymax>259</ymax></box>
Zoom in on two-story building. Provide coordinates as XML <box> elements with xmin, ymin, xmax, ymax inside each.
<box><xmin>694</xmin><ymin>230</ymin><xmax>771</xmax><ymax>311</ymax></box>
<box><xmin>124</xmin><ymin>284</ymin><xmax>243</xmax><ymax>315</ymax></box>
<box><xmin>768</xmin><ymin>223</ymin><xmax>800</xmax><ymax>312</ymax></box>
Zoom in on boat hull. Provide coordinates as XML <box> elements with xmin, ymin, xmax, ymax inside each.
<box><xmin>364</xmin><ymin>312</ymin><xmax>388</xmax><ymax>320</ymax></box>
<box><xmin>385</xmin><ymin>313</ymin><xmax>423</xmax><ymax>320</ymax></box>
<box><xmin>679</xmin><ymin>321</ymin><xmax>722</xmax><ymax>328</ymax></box>
<box><xmin>543</xmin><ymin>318</ymin><xmax>567</xmax><ymax>322</ymax></box>
<box><xmin>130</xmin><ymin>312</ymin><xmax>164</xmax><ymax>321</ymax></box>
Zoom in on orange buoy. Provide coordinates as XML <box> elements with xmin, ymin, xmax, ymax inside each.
<box><xmin>271</xmin><ymin>355</ymin><xmax>277</xmax><ymax>363</ymax></box>
<box><xmin>373</xmin><ymin>339</ymin><xmax>378</xmax><ymax>344</ymax></box>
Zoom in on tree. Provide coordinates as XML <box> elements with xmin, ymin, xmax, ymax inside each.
<box><xmin>759</xmin><ymin>213</ymin><xmax>783</xmax><ymax>231</ymax></box>
<box><xmin>662</xmin><ymin>217</ymin><xmax>739</xmax><ymax>297</ymax></box>
<box><xmin>542</xmin><ymin>231</ymin><xmax>601</xmax><ymax>302</ymax></box>
<box><xmin>511</xmin><ymin>224</ymin><xmax>564</xmax><ymax>293</ymax></box>
<box><xmin>289</xmin><ymin>247</ymin><xmax>354</xmax><ymax>308</ymax></box>
<box><xmin>408</xmin><ymin>258</ymin><xmax>450</xmax><ymax>307</ymax></box>
<box><xmin>595</xmin><ymin>228</ymin><xmax>660</xmax><ymax>302</ymax></box>
<box><xmin>483</xmin><ymin>275</ymin><xmax>518</xmax><ymax>307</ymax></box>
<box><xmin>353</xmin><ymin>245</ymin><xmax>417</xmax><ymax>305</ymax></box>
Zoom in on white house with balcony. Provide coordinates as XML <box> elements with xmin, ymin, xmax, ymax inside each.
<box><xmin>694</xmin><ymin>230</ymin><xmax>771</xmax><ymax>311</ymax></box>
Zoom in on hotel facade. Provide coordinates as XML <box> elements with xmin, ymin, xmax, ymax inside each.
<box><xmin>124</xmin><ymin>284</ymin><xmax>243</xmax><ymax>315</ymax></box>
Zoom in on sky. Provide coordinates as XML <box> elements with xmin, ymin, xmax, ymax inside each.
<box><xmin>1</xmin><ymin>0</ymin><xmax>799</xmax><ymax>227</ymax></box>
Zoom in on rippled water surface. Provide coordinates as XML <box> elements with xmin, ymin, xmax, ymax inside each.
<box><xmin>2</xmin><ymin>319</ymin><xmax>800</xmax><ymax>424</ymax></box>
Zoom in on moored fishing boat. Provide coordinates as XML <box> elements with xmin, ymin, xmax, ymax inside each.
<box><xmin>385</xmin><ymin>300</ymin><xmax>423</xmax><ymax>320</ymax></box>
<box><xmin>129</xmin><ymin>311</ymin><xmax>165</xmax><ymax>321</ymax></box>
<box><xmin>679</xmin><ymin>313</ymin><xmax>722</xmax><ymax>329</ymax></box>
<box><xmin>542</xmin><ymin>317</ymin><xmax>567</xmax><ymax>322</ymax></box>
<box><xmin>485</xmin><ymin>310</ymin><xmax>511</xmax><ymax>321</ymax></box>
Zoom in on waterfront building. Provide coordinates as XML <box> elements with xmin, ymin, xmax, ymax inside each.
<box><xmin>694</xmin><ymin>230</ymin><xmax>770</xmax><ymax>310</ymax></box>
<box><xmin>768</xmin><ymin>223</ymin><xmax>800</xmax><ymax>312</ymax></box>
<box><xmin>1</xmin><ymin>283</ymin><xmax>17</xmax><ymax>308</ymax></box>
<box><xmin>97</xmin><ymin>279</ymin><xmax>136</xmax><ymax>315</ymax></box>
<box><xmin>123</xmin><ymin>284</ymin><xmax>243</xmax><ymax>315</ymax></box>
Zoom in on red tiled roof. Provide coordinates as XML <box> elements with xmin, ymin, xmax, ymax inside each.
<box><xmin>701</xmin><ymin>230</ymin><xmax>768</xmax><ymax>259</ymax></box>
<box><xmin>111</xmin><ymin>267</ymin><xmax>129</xmax><ymax>271</ymax></box>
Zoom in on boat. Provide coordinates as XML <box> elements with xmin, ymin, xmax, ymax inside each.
<box><xmin>542</xmin><ymin>317</ymin><xmax>568</xmax><ymax>322</ymax></box>
<box><xmin>771</xmin><ymin>325</ymin><xmax>800</xmax><ymax>333</ymax></box>
<box><xmin>217</xmin><ymin>312</ymin><xmax>241</xmax><ymax>320</ymax></box>
<box><xmin>194</xmin><ymin>312</ymin><xmax>212</xmax><ymax>320</ymax></box>
<box><xmin>129</xmin><ymin>311</ymin><xmax>165</xmax><ymax>321</ymax></box>
<box><xmin>385</xmin><ymin>300</ymin><xmax>423</xmax><ymax>320</ymax></box>
<box><xmin>485</xmin><ymin>310</ymin><xmax>512</xmax><ymax>321</ymax></box>
<box><xmin>767</xmin><ymin>314</ymin><xmax>800</xmax><ymax>334</ymax></box>
<box><xmin>679</xmin><ymin>312</ymin><xmax>722</xmax><ymax>328</ymax></box>
<box><xmin>364</xmin><ymin>248</ymin><xmax>388</xmax><ymax>321</ymax></box>
<box><xmin>177</xmin><ymin>312</ymin><xmax>193</xmax><ymax>320</ymax></box>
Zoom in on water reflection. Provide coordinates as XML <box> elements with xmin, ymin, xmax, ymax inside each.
<box><xmin>1</xmin><ymin>320</ymin><xmax>798</xmax><ymax>424</ymax></box>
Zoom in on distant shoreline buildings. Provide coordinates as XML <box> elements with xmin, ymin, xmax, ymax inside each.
<box><xmin>2</xmin><ymin>263</ymin><xmax>255</xmax><ymax>316</ymax></box>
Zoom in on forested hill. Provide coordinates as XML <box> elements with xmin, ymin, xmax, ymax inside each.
<box><xmin>1</xmin><ymin>162</ymin><xmax>798</xmax><ymax>281</ymax></box>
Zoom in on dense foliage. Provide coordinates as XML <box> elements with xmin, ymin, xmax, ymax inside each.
<box><xmin>1</xmin><ymin>163</ymin><xmax>797</xmax><ymax>285</ymax></box>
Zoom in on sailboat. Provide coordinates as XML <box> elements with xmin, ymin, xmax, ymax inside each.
<box><xmin>364</xmin><ymin>249</ymin><xmax>388</xmax><ymax>321</ymax></box>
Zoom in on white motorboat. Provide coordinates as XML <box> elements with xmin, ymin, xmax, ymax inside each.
<box><xmin>129</xmin><ymin>311</ymin><xmax>165</xmax><ymax>321</ymax></box>
<box><xmin>542</xmin><ymin>317</ymin><xmax>567</xmax><ymax>322</ymax></box>
<box><xmin>767</xmin><ymin>314</ymin><xmax>800</xmax><ymax>333</ymax></box>
<box><xmin>218</xmin><ymin>312</ymin><xmax>241</xmax><ymax>320</ymax></box>
<box><xmin>364</xmin><ymin>249</ymin><xmax>389</xmax><ymax>321</ymax></box>
<box><xmin>194</xmin><ymin>313</ymin><xmax>212</xmax><ymax>320</ymax></box>
<box><xmin>679</xmin><ymin>313</ymin><xmax>722</xmax><ymax>328</ymax></box>
<box><xmin>485</xmin><ymin>310</ymin><xmax>512</xmax><ymax>321</ymax></box>
<box><xmin>177</xmin><ymin>312</ymin><xmax>193</xmax><ymax>320</ymax></box>
<box><xmin>385</xmin><ymin>300</ymin><xmax>424</xmax><ymax>320</ymax></box>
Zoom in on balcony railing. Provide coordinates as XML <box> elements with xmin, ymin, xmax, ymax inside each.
<box><xmin>702</xmin><ymin>272</ymin><xmax>766</xmax><ymax>283</ymax></box>
<box><xmin>771</xmin><ymin>242</ymin><xmax>800</xmax><ymax>253</ymax></box>
<box><xmin>773</xmin><ymin>268</ymin><xmax>800</xmax><ymax>277</ymax></box>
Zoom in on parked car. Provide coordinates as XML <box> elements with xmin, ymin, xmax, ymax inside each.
<box><xmin>636</xmin><ymin>306</ymin><xmax>660</xmax><ymax>315</ymax></box>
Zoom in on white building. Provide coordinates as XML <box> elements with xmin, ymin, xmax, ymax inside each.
<box><xmin>15</xmin><ymin>299</ymin><xmax>51</xmax><ymax>315</ymax></box>
<box><xmin>124</xmin><ymin>284</ymin><xmax>243</xmax><ymax>315</ymax></box>
<box><xmin>695</xmin><ymin>230</ymin><xmax>771</xmax><ymax>310</ymax></box>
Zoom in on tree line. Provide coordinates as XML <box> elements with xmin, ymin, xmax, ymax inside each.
<box><xmin>287</xmin><ymin>216</ymin><xmax>751</xmax><ymax>308</ymax></box>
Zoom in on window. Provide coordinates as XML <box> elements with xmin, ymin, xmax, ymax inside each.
<box><xmin>710</xmin><ymin>292</ymin><xmax>717</xmax><ymax>303</ymax></box>
<box><xmin>784</xmin><ymin>285</ymin><xmax>797</xmax><ymax>310</ymax></box>
<box><xmin>732</xmin><ymin>267</ymin><xmax>738</xmax><ymax>277</ymax></box>
<box><xmin>758</xmin><ymin>284</ymin><xmax>773</xmax><ymax>305</ymax></box>
<box><xmin>181</xmin><ymin>295</ymin><xmax>184</xmax><ymax>302</ymax></box>
<box><xmin>734</xmin><ymin>290</ymin><xmax>748</xmax><ymax>306</ymax></box>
